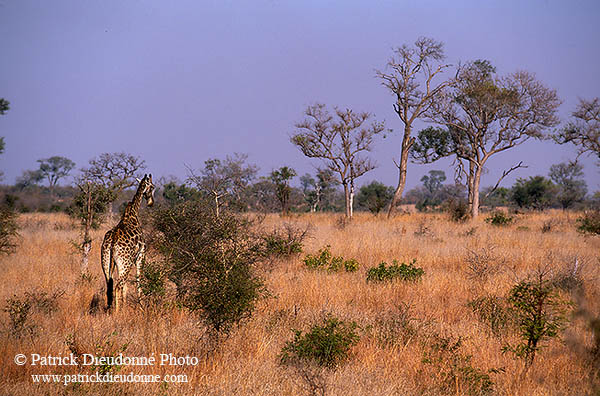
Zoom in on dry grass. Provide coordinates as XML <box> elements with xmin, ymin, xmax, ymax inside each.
<box><xmin>0</xmin><ymin>211</ymin><xmax>599</xmax><ymax>395</ymax></box>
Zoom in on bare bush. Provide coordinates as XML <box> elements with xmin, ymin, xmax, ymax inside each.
<box><xmin>465</xmin><ymin>246</ymin><xmax>504</xmax><ymax>283</ymax></box>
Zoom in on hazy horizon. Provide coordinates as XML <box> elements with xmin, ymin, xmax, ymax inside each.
<box><xmin>1</xmin><ymin>0</ymin><xmax>598</xmax><ymax>191</ymax></box>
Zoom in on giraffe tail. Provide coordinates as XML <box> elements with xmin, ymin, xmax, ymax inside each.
<box><xmin>106</xmin><ymin>278</ymin><xmax>114</xmax><ymax>310</ymax></box>
<box><xmin>106</xmin><ymin>245</ymin><xmax>115</xmax><ymax>310</ymax></box>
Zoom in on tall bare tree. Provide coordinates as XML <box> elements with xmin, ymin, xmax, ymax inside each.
<box><xmin>187</xmin><ymin>153</ymin><xmax>257</xmax><ymax>217</ymax></box>
<box><xmin>426</xmin><ymin>60</ymin><xmax>561</xmax><ymax>218</ymax></box>
<box><xmin>81</xmin><ymin>152</ymin><xmax>146</xmax><ymax>216</ymax></box>
<box><xmin>554</xmin><ymin>97</ymin><xmax>600</xmax><ymax>163</ymax></box>
<box><xmin>376</xmin><ymin>37</ymin><xmax>451</xmax><ymax>218</ymax></box>
<box><xmin>291</xmin><ymin>103</ymin><xmax>384</xmax><ymax>219</ymax></box>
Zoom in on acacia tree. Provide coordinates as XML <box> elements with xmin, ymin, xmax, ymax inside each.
<box><xmin>554</xmin><ymin>97</ymin><xmax>600</xmax><ymax>164</ymax></box>
<box><xmin>424</xmin><ymin>60</ymin><xmax>561</xmax><ymax>218</ymax></box>
<box><xmin>376</xmin><ymin>37</ymin><xmax>451</xmax><ymax>218</ymax></box>
<box><xmin>187</xmin><ymin>153</ymin><xmax>258</xmax><ymax>217</ymax></box>
<box><xmin>37</xmin><ymin>156</ymin><xmax>76</xmax><ymax>197</ymax></box>
<box><xmin>269</xmin><ymin>166</ymin><xmax>297</xmax><ymax>215</ymax></box>
<box><xmin>81</xmin><ymin>152</ymin><xmax>146</xmax><ymax>216</ymax></box>
<box><xmin>549</xmin><ymin>161</ymin><xmax>587</xmax><ymax>209</ymax></box>
<box><xmin>291</xmin><ymin>104</ymin><xmax>384</xmax><ymax>219</ymax></box>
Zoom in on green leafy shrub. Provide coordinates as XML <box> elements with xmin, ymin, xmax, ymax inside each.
<box><xmin>261</xmin><ymin>223</ymin><xmax>308</xmax><ymax>258</ymax></box>
<box><xmin>303</xmin><ymin>245</ymin><xmax>359</xmax><ymax>273</ymax></box>
<box><xmin>343</xmin><ymin>258</ymin><xmax>359</xmax><ymax>272</ymax></box>
<box><xmin>484</xmin><ymin>211</ymin><xmax>513</xmax><ymax>226</ymax></box>
<box><xmin>468</xmin><ymin>295</ymin><xmax>510</xmax><ymax>337</ymax></box>
<box><xmin>420</xmin><ymin>334</ymin><xmax>496</xmax><ymax>396</ymax></box>
<box><xmin>576</xmin><ymin>210</ymin><xmax>600</xmax><ymax>235</ymax></box>
<box><xmin>138</xmin><ymin>260</ymin><xmax>169</xmax><ymax>310</ymax></box>
<box><xmin>280</xmin><ymin>316</ymin><xmax>360</xmax><ymax>368</ymax></box>
<box><xmin>366</xmin><ymin>259</ymin><xmax>424</xmax><ymax>282</ymax></box>
<box><xmin>502</xmin><ymin>273</ymin><xmax>571</xmax><ymax>372</ymax></box>
<box><xmin>152</xmin><ymin>200</ymin><xmax>265</xmax><ymax>336</ymax></box>
<box><xmin>139</xmin><ymin>260</ymin><xmax>166</xmax><ymax>298</ymax></box>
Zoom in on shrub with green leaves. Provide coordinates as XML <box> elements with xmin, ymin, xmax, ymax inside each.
<box><xmin>261</xmin><ymin>223</ymin><xmax>308</xmax><ymax>258</ymax></box>
<box><xmin>576</xmin><ymin>210</ymin><xmax>600</xmax><ymax>235</ymax></box>
<box><xmin>468</xmin><ymin>295</ymin><xmax>510</xmax><ymax>337</ymax></box>
<box><xmin>152</xmin><ymin>199</ymin><xmax>265</xmax><ymax>336</ymax></box>
<box><xmin>303</xmin><ymin>245</ymin><xmax>359</xmax><ymax>273</ymax></box>
<box><xmin>366</xmin><ymin>259</ymin><xmax>424</xmax><ymax>282</ymax></box>
<box><xmin>420</xmin><ymin>334</ymin><xmax>496</xmax><ymax>396</ymax></box>
<box><xmin>280</xmin><ymin>316</ymin><xmax>360</xmax><ymax>369</ymax></box>
<box><xmin>138</xmin><ymin>260</ymin><xmax>169</xmax><ymax>309</ymax></box>
<box><xmin>484</xmin><ymin>211</ymin><xmax>513</xmax><ymax>226</ymax></box>
<box><xmin>502</xmin><ymin>273</ymin><xmax>571</xmax><ymax>372</ymax></box>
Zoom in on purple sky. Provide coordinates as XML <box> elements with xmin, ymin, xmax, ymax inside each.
<box><xmin>1</xmin><ymin>0</ymin><xmax>599</xmax><ymax>192</ymax></box>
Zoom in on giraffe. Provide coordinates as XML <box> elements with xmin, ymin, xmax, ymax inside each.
<box><xmin>101</xmin><ymin>174</ymin><xmax>155</xmax><ymax>312</ymax></box>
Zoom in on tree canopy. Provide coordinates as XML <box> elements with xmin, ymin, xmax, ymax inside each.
<box><xmin>291</xmin><ymin>103</ymin><xmax>384</xmax><ymax>218</ymax></box>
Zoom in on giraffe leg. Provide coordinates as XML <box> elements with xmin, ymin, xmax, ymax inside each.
<box><xmin>113</xmin><ymin>256</ymin><xmax>127</xmax><ymax>312</ymax></box>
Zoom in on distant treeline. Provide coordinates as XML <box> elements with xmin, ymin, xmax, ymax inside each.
<box><xmin>1</xmin><ymin>165</ymin><xmax>597</xmax><ymax>215</ymax></box>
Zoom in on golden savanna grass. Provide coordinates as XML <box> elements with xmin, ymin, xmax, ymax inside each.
<box><xmin>0</xmin><ymin>211</ymin><xmax>599</xmax><ymax>395</ymax></box>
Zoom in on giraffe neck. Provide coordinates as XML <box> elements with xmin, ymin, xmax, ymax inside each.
<box><xmin>122</xmin><ymin>183</ymin><xmax>144</xmax><ymax>226</ymax></box>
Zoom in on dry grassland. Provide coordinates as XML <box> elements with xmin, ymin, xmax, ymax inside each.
<box><xmin>0</xmin><ymin>211</ymin><xmax>598</xmax><ymax>395</ymax></box>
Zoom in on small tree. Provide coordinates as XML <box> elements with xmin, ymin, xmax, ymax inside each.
<box><xmin>270</xmin><ymin>166</ymin><xmax>297</xmax><ymax>215</ymax></box>
<box><xmin>549</xmin><ymin>162</ymin><xmax>587</xmax><ymax>209</ymax></box>
<box><xmin>554</xmin><ymin>97</ymin><xmax>600</xmax><ymax>164</ymax></box>
<box><xmin>291</xmin><ymin>104</ymin><xmax>385</xmax><ymax>219</ymax></box>
<box><xmin>417</xmin><ymin>170</ymin><xmax>447</xmax><ymax>211</ymax></box>
<box><xmin>376</xmin><ymin>37</ymin><xmax>451</xmax><ymax>218</ymax></box>
<box><xmin>37</xmin><ymin>156</ymin><xmax>76</xmax><ymax>197</ymax></box>
<box><xmin>503</xmin><ymin>272</ymin><xmax>571</xmax><ymax>373</ymax></box>
<box><xmin>356</xmin><ymin>181</ymin><xmax>394</xmax><ymax>215</ymax></box>
<box><xmin>68</xmin><ymin>178</ymin><xmax>114</xmax><ymax>273</ymax></box>
<box><xmin>81</xmin><ymin>152</ymin><xmax>146</xmax><ymax>216</ymax></box>
<box><xmin>187</xmin><ymin>153</ymin><xmax>257</xmax><ymax>217</ymax></box>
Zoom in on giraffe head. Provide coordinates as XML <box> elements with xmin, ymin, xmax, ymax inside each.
<box><xmin>139</xmin><ymin>174</ymin><xmax>156</xmax><ymax>207</ymax></box>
